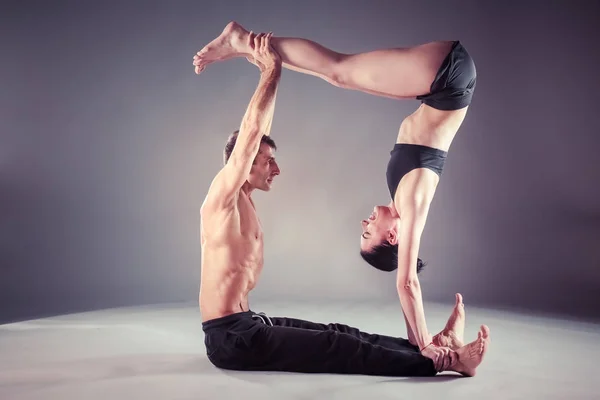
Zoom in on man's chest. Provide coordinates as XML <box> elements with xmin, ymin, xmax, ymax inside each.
<box><xmin>237</xmin><ymin>194</ymin><xmax>263</xmax><ymax>239</ymax></box>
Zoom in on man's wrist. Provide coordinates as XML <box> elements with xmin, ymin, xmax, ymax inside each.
<box><xmin>261</xmin><ymin>64</ymin><xmax>282</xmax><ymax>76</ymax></box>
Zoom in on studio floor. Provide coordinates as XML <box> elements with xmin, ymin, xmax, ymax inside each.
<box><xmin>1</xmin><ymin>300</ymin><xmax>597</xmax><ymax>400</ymax></box>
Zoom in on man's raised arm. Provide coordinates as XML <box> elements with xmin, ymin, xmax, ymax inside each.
<box><xmin>205</xmin><ymin>33</ymin><xmax>282</xmax><ymax>208</ymax></box>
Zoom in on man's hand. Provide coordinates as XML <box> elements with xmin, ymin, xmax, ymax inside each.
<box><xmin>421</xmin><ymin>342</ymin><xmax>457</xmax><ymax>372</ymax></box>
<box><xmin>245</xmin><ymin>32</ymin><xmax>281</xmax><ymax>72</ymax></box>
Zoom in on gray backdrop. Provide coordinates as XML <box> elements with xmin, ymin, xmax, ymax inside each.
<box><xmin>2</xmin><ymin>0</ymin><xmax>599</xmax><ymax>323</ymax></box>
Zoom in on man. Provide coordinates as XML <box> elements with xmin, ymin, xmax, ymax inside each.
<box><xmin>197</xmin><ymin>31</ymin><xmax>488</xmax><ymax>377</ymax></box>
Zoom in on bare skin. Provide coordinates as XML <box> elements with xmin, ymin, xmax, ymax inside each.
<box><xmin>424</xmin><ymin>293</ymin><xmax>491</xmax><ymax>377</ymax></box>
<box><xmin>200</xmin><ymin>33</ymin><xmax>282</xmax><ymax>322</ymax></box>
<box><xmin>200</xmin><ymin>143</ymin><xmax>277</xmax><ymax>321</ymax></box>
<box><xmin>416</xmin><ymin>300</ymin><xmax>488</xmax><ymax>377</ymax></box>
<box><xmin>194</xmin><ymin>23</ymin><xmax>488</xmax><ymax>375</ymax></box>
<box><xmin>447</xmin><ymin>324</ymin><xmax>490</xmax><ymax>377</ymax></box>
<box><xmin>432</xmin><ymin>293</ymin><xmax>466</xmax><ymax>349</ymax></box>
<box><xmin>193</xmin><ymin>21</ymin><xmax>468</xmax><ymax>150</ymax></box>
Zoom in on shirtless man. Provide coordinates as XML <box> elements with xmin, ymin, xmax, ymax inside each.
<box><xmin>197</xmin><ymin>30</ymin><xmax>489</xmax><ymax>377</ymax></box>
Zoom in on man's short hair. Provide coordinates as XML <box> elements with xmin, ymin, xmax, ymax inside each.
<box><xmin>360</xmin><ymin>243</ymin><xmax>426</xmax><ymax>273</ymax></box>
<box><xmin>223</xmin><ymin>130</ymin><xmax>277</xmax><ymax>165</ymax></box>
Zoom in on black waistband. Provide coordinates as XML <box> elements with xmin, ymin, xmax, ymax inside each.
<box><xmin>392</xmin><ymin>143</ymin><xmax>448</xmax><ymax>157</ymax></box>
<box><xmin>202</xmin><ymin>311</ymin><xmax>254</xmax><ymax>331</ymax></box>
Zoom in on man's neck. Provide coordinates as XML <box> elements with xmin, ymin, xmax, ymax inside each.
<box><xmin>241</xmin><ymin>181</ymin><xmax>255</xmax><ymax>196</ymax></box>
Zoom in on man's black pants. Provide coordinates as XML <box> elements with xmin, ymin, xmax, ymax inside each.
<box><xmin>202</xmin><ymin>310</ymin><xmax>436</xmax><ymax>376</ymax></box>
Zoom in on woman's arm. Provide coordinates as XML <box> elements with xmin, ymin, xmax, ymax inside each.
<box><xmin>393</xmin><ymin>169</ymin><xmax>439</xmax><ymax>350</ymax></box>
<box><xmin>395</xmin><ymin>199</ymin><xmax>433</xmax><ymax>349</ymax></box>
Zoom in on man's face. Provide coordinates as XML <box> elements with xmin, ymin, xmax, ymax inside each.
<box><xmin>360</xmin><ymin>205</ymin><xmax>398</xmax><ymax>252</ymax></box>
<box><xmin>248</xmin><ymin>143</ymin><xmax>280</xmax><ymax>191</ymax></box>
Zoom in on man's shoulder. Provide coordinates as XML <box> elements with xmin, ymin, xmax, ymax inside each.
<box><xmin>202</xmin><ymin>173</ymin><xmax>239</xmax><ymax>215</ymax></box>
<box><xmin>201</xmin><ymin>189</ymin><xmax>237</xmax><ymax>215</ymax></box>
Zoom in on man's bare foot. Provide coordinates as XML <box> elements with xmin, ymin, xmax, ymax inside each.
<box><xmin>193</xmin><ymin>21</ymin><xmax>252</xmax><ymax>74</ymax></box>
<box><xmin>446</xmin><ymin>325</ymin><xmax>490</xmax><ymax>377</ymax></box>
<box><xmin>433</xmin><ymin>293</ymin><xmax>465</xmax><ymax>350</ymax></box>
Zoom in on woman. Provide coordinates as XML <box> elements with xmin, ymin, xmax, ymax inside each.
<box><xmin>193</xmin><ymin>21</ymin><xmax>480</xmax><ymax>368</ymax></box>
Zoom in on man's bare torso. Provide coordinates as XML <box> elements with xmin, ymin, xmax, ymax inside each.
<box><xmin>199</xmin><ymin>189</ymin><xmax>264</xmax><ymax>322</ymax></box>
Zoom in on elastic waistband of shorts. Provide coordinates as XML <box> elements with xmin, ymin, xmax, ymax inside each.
<box><xmin>392</xmin><ymin>143</ymin><xmax>448</xmax><ymax>157</ymax></box>
<box><xmin>201</xmin><ymin>311</ymin><xmax>254</xmax><ymax>331</ymax></box>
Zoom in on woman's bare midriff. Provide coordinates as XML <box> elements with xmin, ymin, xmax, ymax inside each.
<box><xmin>396</xmin><ymin>104</ymin><xmax>469</xmax><ymax>151</ymax></box>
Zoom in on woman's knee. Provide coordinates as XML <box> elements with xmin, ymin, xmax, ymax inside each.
<box><xmin>328</xmin><ymin>54</ymin><xmax>351</xmax><ymax>87</ymax></box>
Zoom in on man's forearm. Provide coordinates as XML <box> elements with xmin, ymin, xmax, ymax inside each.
<box><xmin>240</xmin><ymin>66</ymin><xmax>282</xmax><ymax>136</ymax></box>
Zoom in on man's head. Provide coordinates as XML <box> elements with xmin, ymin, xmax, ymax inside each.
<box><xmin>359</xmin><ymin>205</ymin><xmax>425</xmax><ymax>273</ymax></box>
<box><xmin>223</xmin><ymin>130</ymin><xmax>280</xmax><ymax>191</ymax></box>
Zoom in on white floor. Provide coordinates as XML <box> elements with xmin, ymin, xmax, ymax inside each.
<box><xmin>0</xmin><ymin>300</ymin><xmax>598</xmax><ymax>400</ymax></box>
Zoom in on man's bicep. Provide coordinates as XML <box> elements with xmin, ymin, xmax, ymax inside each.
<box><xmin>229</xmin><ymin>127</ymin><xmax>262</xmax><ymax>167</ymax></box>
<box><xmin>204</xmin><ymin>124</ymin><xmax>263</xmax><ymax>208</ymax></box>
<box><xmin>203</xmin><ymin>165</ymin><xmax>244</xmax><ymax>209</ymax></box>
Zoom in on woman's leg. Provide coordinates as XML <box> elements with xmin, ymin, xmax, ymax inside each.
<box><xmin>193</xmin><ymin>21</ymin><xmax>453</xmax><ymax>99</ymax></box>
